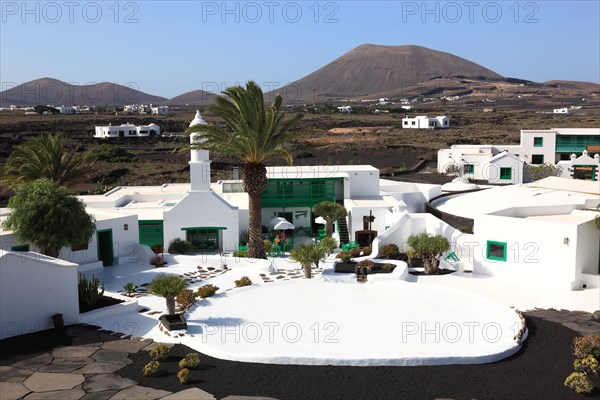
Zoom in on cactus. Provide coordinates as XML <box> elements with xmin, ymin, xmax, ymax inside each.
<box><xmin>78</xmin><ymin>274</ymin><xmax>105</xmax><ymax>306</ymax></box>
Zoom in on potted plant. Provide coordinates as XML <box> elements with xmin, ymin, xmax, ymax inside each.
<box><xmin>149</xmin><ymin>274</ymin><xmax>189</xmax><ymax>330</ymax></box>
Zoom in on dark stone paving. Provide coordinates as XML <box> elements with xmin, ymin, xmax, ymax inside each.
<box><xmin>0</xmin><ymin>309</ymin><xmax>597</xmax><ymax>400</ymax></box>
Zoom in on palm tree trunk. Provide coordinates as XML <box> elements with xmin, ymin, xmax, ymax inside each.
<box><xmin>303</xmin><ymin>263</ymin><xmax>312</xmax><ymax>279</ymax></box>
<box><xmin>424</xmin><ymin>255</ymin><xmax>439</xmax><ymax>275</ymax></box>
<box><xmin>166</xmin><ymin>296</ymin><xmax>176</xmax><ymax>315</ymax></box>
<box><xmin>243</xmin><ymin>163</ymin><xmax>268</xmax><ymax>259</ymax></box>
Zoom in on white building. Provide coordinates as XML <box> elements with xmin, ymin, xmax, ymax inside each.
<box><xmin>402</xmin><ymin>115</ymin><xmax>450</xmax><ymax>129</ymax></box>
<box><xmin>438</xmin><ymin>128</ymin><xmax>600</xmax><ymax>183</ymax></box>
<box><xmin>55</xmin><ymin>105</ymin><xmax>81</xmax><ymax>114</ymax></box>
<box><xmin>337</xmin><ymin>106</ymin><xmax>353</xmax><ymax>113</ymax></box>
<box><xmin>151</xmin><ymin>105</ymin><xmax>170</xmax><ymax>115</ymax></box>
<box><xmin>554</xmin><ymin>108</ymin><xmax>573</xmax><ymax>115</ymax></box>
<box><xmin>431</xmin><ymin>177</ymin><xmax>600</xmax><ymax>290</ymax></box>
<box><xmin>94</xmin><ymin>123</ymin><xmax>161</xmax><ymax>138</ymax></box>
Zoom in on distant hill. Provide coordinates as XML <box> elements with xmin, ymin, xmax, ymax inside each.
<box><xmin>268</xmin><ymin>44</ymin><xmax>505</xmax><ymax>102</ymax></box>
<box><xmin>162</xmin><ymin>89</ymin><xmax>217</xmax><ymax>105</ymax></box>
<box><xmin>0</xmin><ymin>78</ymin><xmax>167</xmax><ymax>106</ymax></box>
<box><xmin>545</xmin><ymin>80</ymin><xmax>600</xmax><ymax>92</ymax></box>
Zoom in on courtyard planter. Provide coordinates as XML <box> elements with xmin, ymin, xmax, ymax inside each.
<box><xmin>160</xmin><ymin>313</ymin><xmax>187</xmax><ymax>331</ymax></box>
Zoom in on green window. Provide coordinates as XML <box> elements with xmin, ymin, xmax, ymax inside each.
<box><xmin>531</xmin><ymin>154</ymin><xmax>544</xmax><ymax>164</ymax></box>
<box><xmin>183</xmin><ymin>227</ymin><xmax>226</xmax><ymax>251</ymax></box>
<box><xmin>486</xmin><ymin>241</ymin><xmax>507</xmax><ymax>262</ymax></box>
<box><xmin>533</xmin><ymin>137</ymin><xmax>543</xmax><ymax>147</ymax></box>
<box><xmin>464</xmin><ymin>164</ymin><xmax>474</xmax><ymax>174</ymax></box>
<box><xmin>10</xmin><ymin>244</ymin><xmax>30</xmax><ymax>252</ymax></box>
<box><xmin>500</xmin><ymin>167</ymin><xmax>512</xmax><ymax>180</ymax></box>
<box><xmin>276</xmin><ymin>182</ymin><xmax>293</xmax><ymax>199</ymax></box>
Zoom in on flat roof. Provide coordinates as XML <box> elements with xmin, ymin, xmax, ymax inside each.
<box><xmin>344</xmin><ymin>196</ymin><xmax>401</xmax><ymax>208</ymax></box>
<box><xmin>524</xmin><ymin>211</ymin><xmax>597</xmax><ymax>225</ymax></box>
<box><xmin>435</xmin><ymin>182</ymin><xmax>598</xmax><ymax>219</ymax></box>
<box><xmin>526</xmin><ymin>177</ymin><xmax>600</xmax><ymax>196</ymax></box>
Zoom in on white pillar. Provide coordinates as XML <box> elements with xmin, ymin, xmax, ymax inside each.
<box><xmin>189</xmin><ymin>111</ymin><xmax>211</xmax><ymax>191</ymax></box>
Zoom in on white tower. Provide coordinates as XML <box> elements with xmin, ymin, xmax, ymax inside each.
<box><xmin>189</xmin><ymin>110</ymin><xmax>211</xmax><ymax>191</ymax></box>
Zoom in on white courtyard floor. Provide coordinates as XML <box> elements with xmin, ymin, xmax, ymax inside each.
<box><xmin>80</xmin><ymin>252</ymin><xmax>599</xmax><ymax>367</ymax></box>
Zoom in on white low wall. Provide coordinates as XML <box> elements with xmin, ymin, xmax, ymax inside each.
<box><xmin>0</xmin><ymin>250</ymin><xmax>79</xmax><ymax>340</ymax></box>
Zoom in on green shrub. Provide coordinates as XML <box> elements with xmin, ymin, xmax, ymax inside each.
<box><xmin>382</xmin><ymin>263</ymin><xmax>394</xmax><ymax>271</ymax></box>
<box><xmin>233</xmin><ymin>250</ymin><xmax>248</xmax><ymax>258</ymax></box>
<box><xmin>457</xmin><ymin>225</ymin><xmax>474</xmax><ymax>234</ymax></box>
<box><xmin>197</xmin><ymin>284</ymin><xmax>219</xmax><ymax>299</ymax></box>
<box><xmin>143</xmin><ymin>361</ymin><xmax>160</xmax><ymax>377</ymax></box>
<box><xmin>574</xmin><ymin>355</ymin><xmax>599</xmax><ymax>374</ymax></box>
<box><xmin>336</xmin><ymin>251</ymin><xmax>352</xmax><ymax>263</ymax></box>
<box><xmin>263</xmin><ymin>239</ymin><xmax>273</xmax><ymax>253</ymax></box>
<box><xmin>88</xmin><ymin>144</ymin><xmax>138</xmax><ymax>163</ymax></box>
<box><xmin>149</xmin><ymin>344</ymin><xmax>170</xmax><ymax>361</ymax></box>
<box><xmin>349</xmin><ymin>247</ymin><xmax>361</xmax><ymax>257</ymax></box>
<box><xmin>177</xmin><ymin>368</ymin><xmax>190</xmax><ymax>384</ymax></box>
<box><xmin>564</xmin><ymin>372</ymin><xmax>594</xmax><ymax>394</ymax></box>
<box><xmin>362</xmin><ymin>246</ymin><xmax>372</xmax><ymax>256</ymax></box>
<box><xmin>381</xmin><ymin>244</ymin><xmax>400</xmax><ymax>259</ymax></box>
<box><xmin>185</xmin><ymin>352</ymin><xmax>201</xmax><ymax>369</ymax></box>
<box><xmin>235</xmin><ymin>276</ymin><xmax>252</xmax><ymax>287</ymax></box>
<box><xmin>573</xmin><ymin>335</ymin><xmax>600</xmax><ymax>359</ymax></box>
<box><xmin>319</xmin><ymin>237</ymin><xmax>338</xmax><ymax>252</ymax></box>
<box><xmin>175</xmin><ymin>289</ymin><xmax>197</xmax><ymax>310</ymax></box>
<box><xmin>178</xmin><ymin>358</ymin><xmax>188</xmax><ymax>370</ymax></box>
<box><xmin>357</xmin><ymin>259</ymin><xmax>374</xmax><ymax>268</ymax></box>
<box><xmin>123</xmin><ymin>282</ymin><xmax>137</xmax><ymax>296</ymax></box>
<box><xmin>78</xmin><ymin>274</ymin><xmax>105</xmax><ymax>306</ymax></box>
<box><xmin>168</xmin><ymin>238</ymin><xmax>194</xmax><ymax>255</ymax></box>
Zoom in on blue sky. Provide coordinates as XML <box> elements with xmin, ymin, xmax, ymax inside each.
<box><xmin>1</xmin><ymin>1</ymin><xmax>599</xmax><ymax>98</ymax></box>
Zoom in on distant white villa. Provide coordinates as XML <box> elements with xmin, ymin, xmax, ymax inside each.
<box><xmin>337</xmin><ymin>106</ymin><xmax>353</xmax><ymax>113</ymax></box>
<box><xmin>438</xmin><ymin>128</ymin><xmax>600</xmax><ymax>183</ymax></box>
<box><xmin>55</xmin><ymin>105</ymin><xmax>81</xmax><ymax>114</ymax></box>
<box><xmin>151</xmin><ymin>105</ymin><xmax>170</xmax><ymax>115</ymax></box>
<box><xmin>402</xmin><ymin>115</ymin><xmax>449</xmax><ymax>129</ymax></box>
<box><xmin>94</xmin><ymin>123</ymin><xmax>161</xmax><ymax>138</ymax></box>
<box><xmin>554</xmin><ymin>107</ymin><xmax>573</xmax><ymax>115</ymax></box>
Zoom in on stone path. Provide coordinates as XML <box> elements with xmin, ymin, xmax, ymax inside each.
<box><xmin>1</xmin><ymin>309</ymin><xmax>597</xmax><ymax>400</ymax></box>
<box><xmin>259</xmin><ymin>268</ymin><xmax>324</xmax><ymax>283</ymax></box>
<box><xmin>0</xmin><ymin>326</ymin><xmax>276</xmax><ymax>400</ymax></box>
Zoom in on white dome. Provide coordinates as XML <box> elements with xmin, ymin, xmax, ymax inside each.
<box><xmin>189</xmin><ymin>110</ymin><xmax>207</xmax><ymax>127</ymax></box>
<box><xmin>441</xmin><ymin>176</ymin><xmax>480</xmax><ymax>192</ymax></box>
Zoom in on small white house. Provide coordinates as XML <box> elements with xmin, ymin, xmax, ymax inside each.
<box><xmin>55</xmin><ymin>105</ymin><xmax>81</xmax><ymax>114</ymax></box>
<box><xmin>487</xmin><ymin>151</ymin><xmax>523</xmax><ymax>184</ymax></box>
<box><xmin>402</xmin><ymin>115</ymin><xmax>450</xmax><ymax>129</ymax></box>
<box><xmin>337</xmin><ymin>106</ymin><xmax>353</xmax><ymax>113</ymax></box>
<box><xmin>94</xmin><ymin>123</ymin><xmax>161</xmax><ymax>138</ymax></box>
<box><xmin>151</xmin><ymin>105</ymin><xmax>170</xmax><ymax>115</ymax></box>
<box><xmin>554</xmin><ymin>108</ymin><xmax>573</xmax><ymax>115</ymax></box>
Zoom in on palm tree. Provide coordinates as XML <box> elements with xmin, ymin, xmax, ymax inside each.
<box><xmin>186</xmin><ymin>81</ymin><xmax>303</xmax><ymax>259</ymax></box>
<box><xmin>290</xmin><ymin>243</ymin><xmax>326</xmax><ymax>279</ymax></box>
<box><xmin>312</xmin><ymin>201</ymin><xmax>347</xmax><ymax>237</ymax></box>
<box><xmin>148</xmin><ymin>274</ymin><xmax>189</xmax><ymax>315</ymax></box>
<box><xmin>1</xmin><ymin>134</ymin><xmax>93</xmax><ymax>189</ymax></box>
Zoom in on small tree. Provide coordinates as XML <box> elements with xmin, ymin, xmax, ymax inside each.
<box><xmin>149</xmin><ymin>274</ymin><xmax>189</xmax><ymax>315</ymax></box>
<box><xmin>524</xmin><ymin>163</ymin><xmax>562</xmax><ymax>183</ymax></box>
<box><xmin>445</xmin><ymin>163</ymin><xmax>463</xmax><ymax>177</ymax></box>
<box><xmin>3</xmin><ymin>179</ymin><xmax>96</xmax><ymax>257</ymax></box>
<box><xmin>290</xmin><ymin>243</ymin><xmax>326</xmax><ymax>279</ymax></box>
<box><xmin>407</xmin><ymin>233</ymin><xmax>450</xmax><ymax>274</ymax></box>
<box><xmin>312</xmin><ymin>201</ymin><xmax>347</xmax><ymax>237</ymax></box>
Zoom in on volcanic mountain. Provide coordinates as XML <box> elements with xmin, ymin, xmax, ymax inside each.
<box><xmin>163</xmin><ymin>89</ymin><xmax>217</xmax><ymax>105</ymax></box>
<box><xmin>0</xmin><ymin>78</ymin><xmax>167</xmax><ymax>106</ymax></box>
<box><xmin>268</xmin><ymin>44</ymin><xmax>506</xmax><ymax>102</ymax></box>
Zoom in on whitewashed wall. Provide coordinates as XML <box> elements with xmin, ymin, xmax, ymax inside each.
<box><xmin>0</xmin><ymin>251</ymin><xmax>79</xmax><ymax>340</ymax></box>
<box><xmin>164</xmin><ymin>191</ymin><xmax>239</xmax><ymax>252</ymax></box>
<box><xmin>473</xmin><ymin>215</ymin><xmax>578</xmax><ymax>290</ymax></box>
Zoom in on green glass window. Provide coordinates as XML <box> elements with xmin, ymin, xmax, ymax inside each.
<box><xmin>10</xmin><ymin>244</ymin><xmax>30</xmax><ymax>252</ymax></box>
<box><xmin>486</xmin><ymin>241</ymin><xmax>507</xmax><ymax>262</ymax></box>
<box><xmin>464</xmin><ymin>164</ymin><xmax>474</xmax><ymax>174</ymax></box>
<box><xmin>500</xmin><ymin>167</ymin><xmax>512</xmax><ymax>180</ymax></box>
<box><xmin>531</xmin><ymin>154</ymin><xmax>544</xmax><ymax>165</ymax></box>
<box><xmin>533</xmin><ymin>137</ymin><xmax>543</xmax><ymax>147</ymax></box>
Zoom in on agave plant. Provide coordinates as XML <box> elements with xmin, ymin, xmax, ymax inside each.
<box><xmin>148</xmin><ymin>274</ymin><xmax>188</xmax><ymax>315</ymax></box>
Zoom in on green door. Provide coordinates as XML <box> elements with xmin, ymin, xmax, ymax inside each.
<box><xmin>97</xmin><ymin>229</ymin><xmax>113</xmax><ymax>267</ymax></box>
<box><xmin>139</xmin><ymin>220</ymin><xmax>164</xmax><ymax>247</ymax></box>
